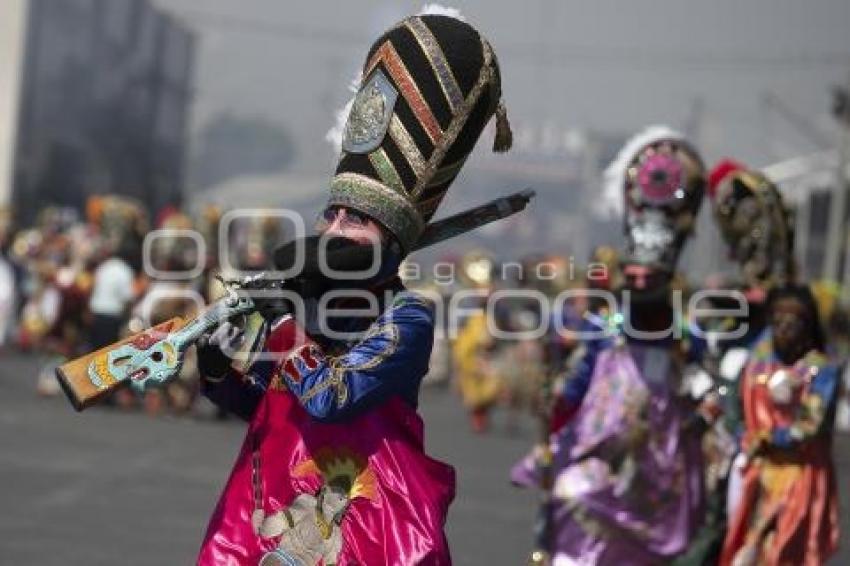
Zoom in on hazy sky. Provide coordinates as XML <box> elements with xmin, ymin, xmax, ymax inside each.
<box><xmin>150</xmin><ymin>0</ymin><xmax>850</xmax><ymax>273</ymax></box>
<box><xmin>155</xmin><ymin>0</ymin><xmax>850</xmax><ymax>174</ymax></box>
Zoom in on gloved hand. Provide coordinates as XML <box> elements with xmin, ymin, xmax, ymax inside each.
<box><xmin>249</xmin><ymin>278</ymin><xmax>298</xmax><ymax>322</ymax></box>
<box><xmin>197</xmin><ymin>322</ymin><xmax>245</xmax><ymax>380</ymax></box>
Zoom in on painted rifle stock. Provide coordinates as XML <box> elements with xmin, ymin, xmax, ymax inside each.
<box><xmin>57</xmin><ymin>289</ymin><xmax>257</xmax><ymax>411</ymax></box>
<box><xmin>56</xmin><ymin>317</ymin><xmax>187</xmax><ymax>411</ymax></box>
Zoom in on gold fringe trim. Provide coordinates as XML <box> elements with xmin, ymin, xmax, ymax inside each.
<box><xmin>411</xmin><ymin>39</ymin><xmax>496</xmax><ymax>198</ymax></box>
<box><xmin>493</xmin><ymin>101</ymin><xmax>513</xmax><ymax>153</ymax></box>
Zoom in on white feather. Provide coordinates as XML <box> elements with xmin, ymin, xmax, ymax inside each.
<box><xmin>595</xmin><ymin>125</ymin><xmax>687</xmax><ymax>218</ymax></box>
<box><xmin>324</xmin><ymin>70</ymin><xmax>363</xmax><ymax>153</ymax></box>
<box><xmin>419</xmin><ymin>4</ymin><xmax>465</xmax><ymax>21</ymax></box>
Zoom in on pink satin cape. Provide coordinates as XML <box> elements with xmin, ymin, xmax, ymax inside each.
<box><xmin>197</xmin><ymin>320</ymin><xmax>455</xmax><ymax>565</ymax></box>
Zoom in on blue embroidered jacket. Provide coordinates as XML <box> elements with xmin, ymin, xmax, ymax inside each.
<box><xmin>203</xmin><ymin>287</ymin><xmax>435</xmax><ymax>423</ymax></box>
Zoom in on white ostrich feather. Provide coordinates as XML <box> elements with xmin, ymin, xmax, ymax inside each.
<box><xmin>324</xmin><ymin>70</ymin><xmax>363</xmax><ymax>153</ymax></box>
<box><xmin>419</xmin><ymin>4</ymin><xmax>465</xmax><ymax>21</ymax></box>
<box><xmin>595</xmin><ymin>125</ymin><xmax>687</xmax><ymax>218</ymax></box>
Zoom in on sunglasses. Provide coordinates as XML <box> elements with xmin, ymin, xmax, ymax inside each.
<box><xmin>317</xmin><ymin>206</ymin><xmax>373</xmax><ymax>229</ymax></box>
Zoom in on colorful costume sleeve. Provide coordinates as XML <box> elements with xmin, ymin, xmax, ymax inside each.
<box><xmin>685</xmin><ymin>332</ymin><xmax>708</xmax><ymax>365</ymax></box>
<box><xmin>561</xmin><ymin>318</ymin><xmax>609</xmax><ymax>406</ymax></box>
<box><xmin>281</xmin><ymin>295</ymin><xmax>434</xmax><ymax>422</ymax></box>
<box><xmin>726</xmin><ymin>329</ymin><xmax>772</xmax><ymax>442</ymax></box>
<box><xmin>770</xmin><ymin>363</ymin><xmax>839</xmax><ymax>448</ymax></box>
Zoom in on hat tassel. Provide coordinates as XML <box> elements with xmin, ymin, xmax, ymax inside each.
<box><xmin>493</xmin><ymin>101</ymin><xmax>513</xmax><ymax>153</ymax></box>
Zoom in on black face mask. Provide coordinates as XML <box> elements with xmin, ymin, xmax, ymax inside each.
<box><xmin>619</xmin><ymin>288</ymin><xmax>674</xmax><ymax>333</ymax></box>
<box><xmin>246</xmin><ymin>236</ymin><xmax>398</xmax><ymax>322</ymax></box>
<box><xmin>620</xmin><ymin>279</ymin><xmax>672</xmax><ymax>307</ymax></box>
<box><xmin>273</xmin><ymin>235</ymin><xmax>402</xmax><ymax>296</ymax></box>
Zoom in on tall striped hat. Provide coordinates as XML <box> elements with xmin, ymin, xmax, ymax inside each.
<box><xmin>327</xmin><ymin>11</ymin><xmax>512</xmax><ymax>252</ymax></box>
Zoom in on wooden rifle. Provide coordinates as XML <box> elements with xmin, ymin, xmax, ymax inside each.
<box><xmin>57</xmin><ymin>190</ymin><xmax>535</xmax><ymax>410</ymax></box>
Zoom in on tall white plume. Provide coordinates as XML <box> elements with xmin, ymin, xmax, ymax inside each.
<box><xmin>419</xmin><ymin>4</ymin><xmax>465</xmax><ymax>20</ymax></box>
<box><xmin>324</xmin><ymin>70</ymin><xmax>363</xmax><ymax>153</ymax></box>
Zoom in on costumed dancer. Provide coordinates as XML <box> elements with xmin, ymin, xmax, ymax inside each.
<box><xmin>675</xmin><ymin>159</ymin><xmax>798</xmax><ymax>564</ymax></box>
<box><xmin>196</xmin><ymin>7</ymin><xmax>514</xmax><ymax>564</ymax></box>
<box><xmin>453</xmin><ymin>250</ymin><xmax>502</xmax><ymax>433</ymax></box>
<box><xmin>513</xmin><ymin>126</ymin><xmax>707</xmax><ymax>565</ymax></box>
<box><xmin>496</xmin><ymin>254</ymin><xmax>551</xmax><ymax>432</ymax></box>
<box><xmin>719</xmin><ymin>285</ymin><xmax>840</xmax><ymax>566</ymax></box>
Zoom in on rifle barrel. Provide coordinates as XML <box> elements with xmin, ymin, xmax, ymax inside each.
<box><xmin>412</xmin><ymin>189</ymin><xmax>535</xmax><ymax>251</ymax></box>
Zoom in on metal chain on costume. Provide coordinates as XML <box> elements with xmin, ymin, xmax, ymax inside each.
<box><xmin>252</xmin><ymin>434</ymin><xmax>264</xmax><ymax>516</ymax></box>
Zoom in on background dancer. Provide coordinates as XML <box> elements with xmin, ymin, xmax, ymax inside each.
<box><xmin>513</xmin><ymin>126</ymin><xmax>708</xmax><ymax>565</ymax></box>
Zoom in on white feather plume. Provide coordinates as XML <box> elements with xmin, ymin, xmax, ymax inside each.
<box><xmin>324</xmin><ymin>70</ymin><xmax>363</xmax><ymax>153</ymax></box>
<box><xmin>419</xmin><ymin>4</ymin><xmax>465</xmax><ymax>21</ymax></box>
<box><xmin>595</xmin><ymin>125</ymin><xmax>687</xmax><ymax>218</ymax></box>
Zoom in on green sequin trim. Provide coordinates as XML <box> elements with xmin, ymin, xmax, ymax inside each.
<box><xmin>328</xmin><ymin>173</ymin><xmax>424</xmax><ymax>252</ymax></box>
<box><xmin>368</xmin><ymin>148</ymin><xmax>405</xmax><ymax>194</ymax></box>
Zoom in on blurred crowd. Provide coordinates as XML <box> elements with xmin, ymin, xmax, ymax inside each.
<box><xmin>1</xmin><ymin>197</ymin><xmax>849</xmax><ymax>434</ymax></box>
<box><xmin>0</xmin><ymin>196</ymin><xmax>284</xmax><ymax>415</ymax></box>
<box><xmin>417</xmin><ymin>248</ymin><xmax>850</xmax><ymax>436</ymax></box>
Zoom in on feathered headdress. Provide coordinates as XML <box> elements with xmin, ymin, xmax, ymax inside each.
<box><xmin>596</xmin><ymin>125</ymin><xmax>686</xmax><ymax>218</ymax></box>
<box><xmin>603</xmin><ymin>125</ymin><xmax>706</xmax><ymax>274</ymax></box>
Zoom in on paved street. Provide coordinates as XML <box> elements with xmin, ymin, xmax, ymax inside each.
<box><xmin>0</xmin><ymin>353</ymin><xmax>847</xmax><ymax>565</ymax></box>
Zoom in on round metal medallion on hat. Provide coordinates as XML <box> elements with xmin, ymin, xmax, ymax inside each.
<box><xmin>342</xmin><ymin>70</ymin><xmax>398</xmax><ymax>154</ymax></box>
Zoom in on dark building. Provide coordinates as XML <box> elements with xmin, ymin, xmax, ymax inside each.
<box><xmin>13</xmin><ymin>0</ymin><xmax>194</xmax><ymax>223</ymax></box>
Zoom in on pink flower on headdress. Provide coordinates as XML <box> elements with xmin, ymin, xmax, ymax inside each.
<box><xmin>637</xmin><ymin>153</ymin><xmax>683</xmax><ymax>204</ymax></box>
